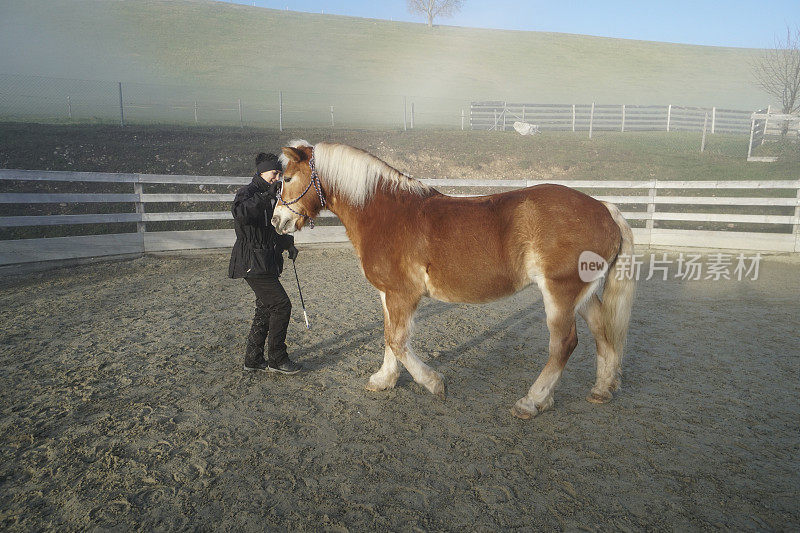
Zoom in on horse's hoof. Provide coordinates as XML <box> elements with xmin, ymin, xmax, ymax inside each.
<box><xmin>512</xmin><ymin>396</ymin><xmax>553</xmax><ymax>419</ymax></box>
<box><xmin>365</xmin><ymin>373</ymin><xmax>397</xmax><ymax>392</ymax></box>
<box><xmin>435</xmin><ymin>381</ymin><xmax>446</xmax><ymax>401</ymax></box>
<box><xmin>511</xmin><ymin>404</ymin><xmax>536</xmax><ymax>420</ymax></box>
<box><xmin>587</xmin><ymin>390</ymin><xmax>613</xmax><ymax>404</ymax></box>
<box><xmin>431</xmin><ymin>375</ymin><xmax>446</xmax><ymax>400</ymax></box>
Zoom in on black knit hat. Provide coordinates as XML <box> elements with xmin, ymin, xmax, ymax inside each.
<box><xmin>255</xmin><ymin>152</ymin><xmax>281</xmax><ymax>174</ymax></box>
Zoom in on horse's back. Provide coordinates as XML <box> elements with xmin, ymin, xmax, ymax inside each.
<box><xmin>418</xmin><ymin>184</ymin><xmax>621</xmax><ymax>301</ymax></box>
<box><xmin>423</xmin><ymin>183</ymin><xmax>618</xmax><ymax>253</ymax></box>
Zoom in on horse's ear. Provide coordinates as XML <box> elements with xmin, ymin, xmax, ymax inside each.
<box><xmin>281</xmin><ymin>147</ymin><xmax>306</xmax><ymax>163</ymax></box>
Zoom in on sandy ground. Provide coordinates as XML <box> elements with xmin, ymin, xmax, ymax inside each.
<box><xmin>0</xmin><ymin>247</ymin><xmax>798</xmax><ymax>531</ymax></box>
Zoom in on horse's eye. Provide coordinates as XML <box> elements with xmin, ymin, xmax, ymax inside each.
<box><xmin>284</xmin><ymin>176</ymin><xmax>292</xmax><ymax>183</ymax></box>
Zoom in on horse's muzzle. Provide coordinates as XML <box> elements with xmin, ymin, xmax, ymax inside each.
<box><xmin>271</xmin><ymin>208</ymin><xmax>296</xmax><ymax>234</ymax></box>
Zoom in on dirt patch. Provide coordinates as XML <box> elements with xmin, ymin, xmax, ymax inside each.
<box><xmin>0</xmin><ymin>248</ymin><xmax>798</xmax><ymax>530</ymax></box>
<box><xmin>2</xmin><ymin>123</ymin><xmax>798</xmax><ymax>183</ymax></box>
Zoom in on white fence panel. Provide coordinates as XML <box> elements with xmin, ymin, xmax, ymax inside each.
<box><xmin>1</xmin><ymin>170</ymin><xmax>798</xmax><ymax>267</ymax></box>
<box><xmin>471</xmin><ymin>102</ymin><xmax>753</xmax><ymax>134</ymax></box>
<box><xmin>0</xmin><ymin>233</ymin><xmax>144</xmax><ymax>264</ymax></box>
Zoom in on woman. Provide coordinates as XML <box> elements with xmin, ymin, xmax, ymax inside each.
<box><xmin>228</xmin><ymin>152</ymin><xmax>302</xmax><ymax>374</ymax></box>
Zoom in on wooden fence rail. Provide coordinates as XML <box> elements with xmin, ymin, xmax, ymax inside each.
<box><xmin>747</xmin><ymin>109</ymin><xmax>800</xmax><ymax>161</ymax></box>
<box><xmin>1</xmin><ymin>170</ymin><xmax>798</xmax><ymax>267</ymax></box>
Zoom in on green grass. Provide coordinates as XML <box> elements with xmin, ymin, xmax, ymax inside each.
<box><xmin>0</xmin><ymin>0</ymin><xmax>774</xmax><ymax>110</ymax></box>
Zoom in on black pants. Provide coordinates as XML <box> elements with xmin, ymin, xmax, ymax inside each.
<box><xmin>244</xmin><ymin>275</ymin><xmax>291</xmax><ymax>366</ymax></box>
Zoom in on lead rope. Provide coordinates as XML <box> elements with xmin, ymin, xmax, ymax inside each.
<box><xmin>292</xmin><ymin>258</ymin><xmax>310</xmax><ymax>329</ymax></box>
<box><xmin>309</xmin><ymin>155</ymin><xmax>326</xmax><ymax>209</ymax></box>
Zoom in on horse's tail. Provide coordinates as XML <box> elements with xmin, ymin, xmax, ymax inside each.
<box><xmin>600</xmin><ymin>202</ymin><xmax>636</xmax><ymax>373</ymax></box>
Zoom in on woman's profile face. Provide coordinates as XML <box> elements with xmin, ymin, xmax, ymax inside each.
<box><xmin>260</xmin><ymin>169</ymin><xmax>281</xmax><ymax>183</ymax></box>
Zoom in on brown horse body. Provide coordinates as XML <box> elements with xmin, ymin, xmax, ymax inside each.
<box><xmin>274</xmin><ymin>141</ymin><xmax>635</xmax><ymax>419</ymax></box>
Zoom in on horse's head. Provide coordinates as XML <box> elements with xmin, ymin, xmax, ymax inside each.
<box><xmin>271</xmin><ymin>142</ymin><xmax>324</xmax><ymax>234</ymax></box>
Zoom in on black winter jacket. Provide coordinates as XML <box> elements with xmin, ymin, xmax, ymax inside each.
<box><xmin>228</xmin><ymin>175</ymin><xmax>294</xmax><ymax>278</ymax></box>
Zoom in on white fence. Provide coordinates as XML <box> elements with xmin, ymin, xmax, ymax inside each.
<box><xmin>1</xmin><ymin>170</ymin><xmax>799</xmax><ymax>267</ymax></box>
<box><xmin>470</xmin><ymin>102</ymin><xmax>755</xmax><ymax>135</ymax></box>
<box><xmin>748</xmin><ymin>108</ymin><xmax>800</xmax><ymax>161</ymax></box>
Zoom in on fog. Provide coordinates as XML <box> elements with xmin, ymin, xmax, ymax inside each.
<box><xmin>0</xmin><ymin>0</ymin><xmax>773</xmax><ymax>128</ymax></box>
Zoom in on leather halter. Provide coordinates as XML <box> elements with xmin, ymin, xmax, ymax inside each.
<box><xmin>278</xmin><ymin>151</ymin><xmax>326</xmax><ymax>229</ymax></box>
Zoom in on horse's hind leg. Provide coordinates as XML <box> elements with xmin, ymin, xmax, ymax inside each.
<box><xmin>578</xmin><ymin>294</ymin><xmax>620</xmax><ymax>403</ymax></box>
<box><xmin>512</xmin><ymin>279</ymin><xmax>580</xmax><ymax>419</ymax></box>
<box><xmin>374</xmin><ymin>290</ymin><xmax>445</xmax><ymax>399</ymax></box>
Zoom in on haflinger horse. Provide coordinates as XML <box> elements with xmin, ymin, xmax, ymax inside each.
<box><xmin>274</xmin><ymin>140</ymin><xmax>636</xmax><ymax>419</ymax></box>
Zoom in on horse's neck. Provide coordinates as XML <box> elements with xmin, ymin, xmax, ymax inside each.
<box><xmin>324</xmin><ymin>190</ymin><xmax>381</xmax><ymax>231</ymax></box>
<box><xmin>324</xmin><ymin>185</ymin><xmax>422</xmax><ymax>252</ymax></box>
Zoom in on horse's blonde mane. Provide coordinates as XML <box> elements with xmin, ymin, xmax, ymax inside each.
<box><xmin>280</xmin><ymin>139</ymin><xmax>429</xmax><ymax>207</ymax></box>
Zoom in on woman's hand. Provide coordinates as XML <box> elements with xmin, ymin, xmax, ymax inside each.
<box><xmin>265</xmin><ymin>180</ymin><xmax>280</xmax><ymax>197</ymax></box>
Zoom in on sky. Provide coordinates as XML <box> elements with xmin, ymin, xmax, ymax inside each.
<box><xmin>225</xmin><ymin>0</ymin><xmax>799</xmax><ymax>48</ymax></box>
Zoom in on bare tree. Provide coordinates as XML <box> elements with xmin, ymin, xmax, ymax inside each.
<box><xmin>407</xmin><ymin>0</ymin><xmax>464</xmax><ymax>28</ymax></box>
<box><xmin>752</xmin><ymin>25</ymin><xmax>800</xmax><ymax>118</ymax></box>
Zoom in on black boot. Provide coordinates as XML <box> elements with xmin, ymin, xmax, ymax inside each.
<box><xmin>264</xmin><ymin>294</ymin><xmax>302</xmax><ymax>374</ymax></box>
<box><xmin>266</xmin><ymin>358</ymin><xmax>303</xmax><ymax>375</ymax></box>
<box><xmin>244</xmin><ymin>297</ymin><xmax>269</xmax><ymax>370</ymax></box>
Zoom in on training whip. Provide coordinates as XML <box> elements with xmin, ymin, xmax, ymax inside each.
<box><xmin>292</xmin><ymin>258</ymin><xmax>311</xmax><ymax>329</ymax></box>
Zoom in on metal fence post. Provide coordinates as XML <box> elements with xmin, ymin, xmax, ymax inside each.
<box><xmin>67</xmin><ymin>96</ymin><xmax>72</xmax><ymax>120</ymax></box>
<box><xmin>711</xmin><ymin>106</ymin><xmax>716</xmax><ymax>134</ymax></box>
<box><xmin>666</xmin><ymin>104</ymin><xmax>672</xmax><ymax>132</ymax></box>
<box><xmin>238</xmin><ymin>98</ymin><xmax>243</xmax><ymax>129</ymax></box>
<box><xmin>118</xmin><ymin>82</ymin><xmax>125</xmax><ymax>127</ymax></box>
<box><xmin>461</xmin><ymin>109</ymin><xmax>465</xmax><ymax>131</ymax></box>
<box><xmin>502</xmin><ymin>101</ymin><xmax>507</xmax><ymax>131</ymax></box>
<box><xmin>403</xmin><ymin>97</ymin><xmax>407</xmax><ymax>131</ymax></box>
<box><xmin>646</xmin><ymin>179</ymin><xmax>657</xmax><ymax>245</ymax></box>
<box><xmin>589</xmin><ymin>102</ymin><xmax>595</xmax><ymax>139</ymax></box>
<box><xmin>194</xmin><ymin>100</ymin><xmax>198</xmax><ymax>125</ymax></box>
<box><xmin>279</xmin><ymin>91</ymin><xmax>283</xmax><ymax>132</ymax></box>
<box><xmin>701</xmin><ymin>113</ymin><xmax>708</xmax><ymax>152</ymax></box>
<box><xmin>621</xmin><ymin>104</ymin><xmax>625</xmax><ymax>132</ymax></box>
<box><xmin>410</xmin><ymin>102</ymin><xmax>415</xmax><ymax>129</ymax></box>
<box><xmin>572</xmin><ymin>104</ymin><xmax>576</xmax><ymax>132</ymax></box>
<box><xmin>330</xmin><ymin>105</ymin><xmax>335</xmax><ymax>127</ymax></box>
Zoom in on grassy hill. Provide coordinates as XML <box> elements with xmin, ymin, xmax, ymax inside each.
<box><xmin>0</xmin><ymin>0</ymin><xmax>772</xmax><ymax>110</ymax></box>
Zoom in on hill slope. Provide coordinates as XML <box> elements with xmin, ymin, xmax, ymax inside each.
<box><xmin>0</xmin><ymin>0</ymin><xmax>770</xmax><ymax>108</ymax></box>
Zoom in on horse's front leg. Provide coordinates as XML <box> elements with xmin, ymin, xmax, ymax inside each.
<box><xmin>371</xmin><ymin>290</ymin><xmax>445</xmax><ymax>399</ymax></box>
<box><xmin>366</xmin><ymin>292</ymin><xmax>401</xmax><ymax>391</ymax></box>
